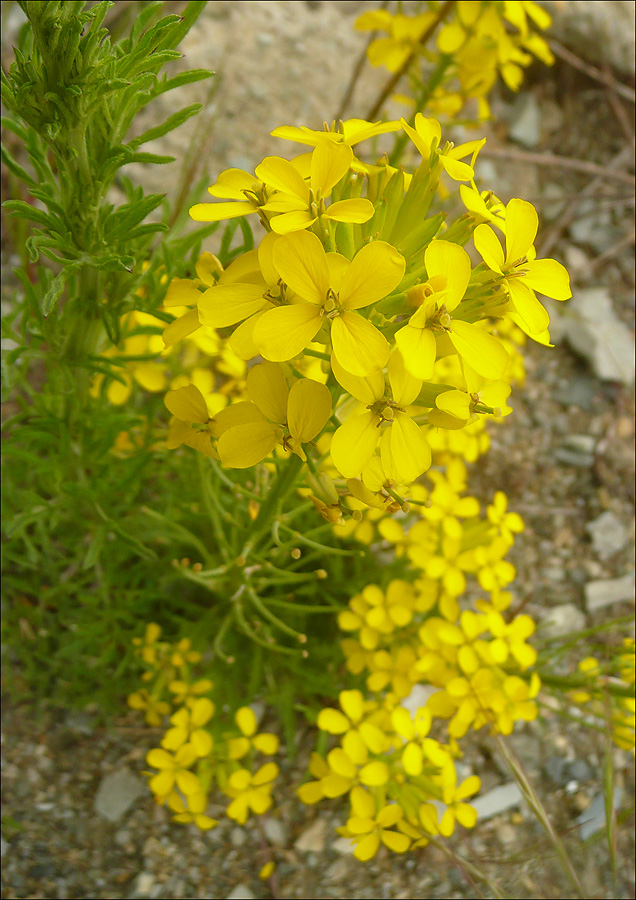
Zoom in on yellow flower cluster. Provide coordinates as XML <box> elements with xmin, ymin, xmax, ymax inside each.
<box><xmin>128</xmin><ymin>624</ymin><xmax>281</xmax><ymax>828</ymax></box>
<box><xmin>162</xmin><ymin>116</ymin><xmax>570</xmax><ymax>521</ymax></box>
<box><xmin>298</xmin><ymin>688</ymin><xmax>481</xmax><ymax>860</ymax></box>
<box><xmin>568</xmin><ymin>640</ymin><xmax>636</xmax><ymax>753</ymax></box>
<box><xmin>356</xmin><ymin>0</ymin><xmax>554</xmax><ymax>120</ymax></box>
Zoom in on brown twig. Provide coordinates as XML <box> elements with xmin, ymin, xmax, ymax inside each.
<box><xmin>365</xmin><ymin>0</ymin><xmax>457</xmax><ymax>121</ymax></box>
<box><xmin>479</xmin><ymin>146</ymin><xmax>635</xmax><ymax>187</ymax></box>
<box><xmin>549</xmin><ymin>39</ymin><xmax>636</xmax><ymax>104</ymax></box>
<box><xmin>335</xmin><ymin>0</ymin><xmax>391</xmax><ymax>122</ymax></box>
<box><xmin>603</xmin><ymin>63</ymin><xmax>636</xmax><ymax>147</ymax></box>
<box><xmin>537</xmin><ymin>145</ymin><xmax>634</xmax><ymax>256</ymax></box>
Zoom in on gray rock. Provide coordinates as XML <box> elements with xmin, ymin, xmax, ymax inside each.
<box><xmin>545</xmin><ymin>755</ymin><xmax>568</xmax><ymax>785</ymax></box>
<box><xmin>568</xmin><ymin>759</ymin><xmax>593</xmax><ymax>782</ymax></box>
<box><xmin>547</xmin><ymin>289</ymin><xmax>635</xmax><ymax>387</ymax></box>
<box><xmin>586</xmin><ymin>511</ymin><xmax>629</xmax><ymax>560</ymax></box>
<box><xmin>133</xmin><ymin>873</ymin><xmax>156</xmax><ymax>898</ymax></box>
<box><xmin>94</xmin><ymin>767</ymin><xmax>145</xmax><ymax>823</ymax></box>
<box><xmin>564</xmin><ymin>245</ymin><xmax>592</xmax><ymax>284</ymax></box>
<box><xmin>554</xmin><ymin>375</ymin><xmax>597</xmax><ymax>411</ymax></box>
<box><xmin>540</xmin><ymin>1</ymin><xmax>635</xmax><ymax>77</ymax></box>
<box><xmin>472</xmin><ymin>783</ymin><xmax>523</xmax><ymax>820</ymax></box>
<box><xmin>555</xmin><ymin>434</ymin><xmax>596</xmax><ymax>467</ymax></box>
<box><xmin>577</xmin><ymin>787</ymin><xmax>624</xmax><ymax>840</ymax></box>
<box><xmin>585</xmin><ymin>573</ymin><xmax>636</xmax><ymax>612</ymax></box>
<box><xmin>508</xmin><ymin>92</ymin><xmax>542</xmax><ymax>148</ymax></box>
<box><xmin>261</xmin><ymin>816</ymin><xmax>287</xmax><ymax>846</ymax></box>
<box><xmin>0</xmin><ymin>837</ymin><xmax>8</xmax><ymax>859</ymax></box>
<box><xmin>541</xmin><ymin>603</ymin><xmax>586</xmax><ymax>637</ymax></box>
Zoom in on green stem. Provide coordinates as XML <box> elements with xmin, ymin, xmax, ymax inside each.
<box><xmin>252</xmin><ymin>455</ymin><xmax>304</xmax><ymax>540</ymax></box>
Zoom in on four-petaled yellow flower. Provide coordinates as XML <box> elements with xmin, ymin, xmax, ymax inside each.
<box><xmin>215</xmin><ymin>362</ymin><xmax>331</xmax><ymax>468</ymax></box>
<box><xmin>254</xmin><ymin>230</ymin><xmax>405</xmax><ymax>376</ymax></box>
<box><xmin>473</xmin><ymin>198</ymin><xmax>571</xmax><ymax>338</ymax></box>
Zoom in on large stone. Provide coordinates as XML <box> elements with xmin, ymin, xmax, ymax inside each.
<box><xmin>585</xmin><ymin>573</ymin><xmax>636</xmax><ymax>612</ymax></box>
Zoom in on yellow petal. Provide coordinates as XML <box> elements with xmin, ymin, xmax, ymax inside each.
<box><xmin>424</xmin><ymin>241</ymin><xmax>471</xmax><ymax>311</ymax></box>
<box><xmin>163</xmin><ymin>307</ymin><xmax>201</xmax><ymax>347</ymax></box>
<box><xmin>330</xmin><ymin>412</ymin><xmax>379</xmax><ymax>478</ymax></box>
<box><xmin>339</xmin><ymin>241</ymin><xmax>405</xmax><ymax>310</ymax></box>
<box><xmin>505</xmin><ymin>198</ymin><xmax>538</xmax><ymax>264</ymax></box>
<box><xmin>325</xmin><ymin>198</ymin><xmax>374</xmax><ymax>223</ymax></box>
<box><xmin>247</xmin><ymin>362</ymin><xmax>289</xmax><ymax>424</ymax></box>
<box><xmin>387</xmin><ymin>348</ymin><xmax>422</xmax><ymax>406</ymax></box>
<box><xmin>273</xmin><ymin>231</ymin><xmax>330</xmax><ymax>304</ymax></box>
<box><xmin>210</xmin><ymin>401</ymin><xmax>266</xmax><ymax>438</ymax></box>
<box><xmin>198</xmin><ymin>284</ymin><xmax>266</xmax><ymax>328</ymax></box>
<box><xmin>189</xmin><ymin>201</ymin><xmax>255</xmax><ymax>221</ymax></box>
<box><xmin>507</xmin><ymin>279</ymin><xmax>550</xmax><ymax>334</ymax></box>
<box><xmin>207</xmin><ymin>168</ymin><xmax>255</xmax><ymax>199</ymax></box>
<box><xmin>447</xmin><ymin>320</ymin><xmax>509</xmax><ymax>379</ymax></box>
<box><xmin>195</xmin><ymin>252</ymin><xmax>223</xmax><ymax>286</ymax></box>
<box><xmin>254</xmin><ymin>304</ymin><xmax>323</xmax><ymax>361</ymax></box>
<box><xmin>524</xmin><ymin>258</ymin><xmax>572</xmax><ymax>301</ymax></box>
<box><xmin>394</xmin><ymin>324</ymin><xmax>436</xmax><ymax>380</ymax></box>
<box><xmin>287</xmin><ymin>378</ymin><xmax>332</xmax><ymax>443</ymax></box>
<box><xmin>218</xmin><ymin>422</ymin><xmax>282</xmax><ymax>468</ymax></box>
<box><xmin>164</xmin><ymin>277</ymin><xmax>201</xmax><ymax>308</ymax></box>
<box><xmin>255</xmin><ymin>156</ymin><xmax>309</xmax><ymax>200</ymax></box>
<box><xmin>473</xmin><ymin>224</ymin><xmax>505</xmax><ymax>274</ymax></box>
<box><xmin>164</xmin><ymin>384</ymin><xmax>209</xmax><ymax>423</ymax></box>
<box><xmin>269</xmin><ymin>210</ymin><xmax>317</xmax><ymax>234</ymax></box>
<box><xmin>440</xmin><ymin>156</ymin><xmax>474</xmax><ymax>181</ymax></box>
<box><xmin>310</xmin><ymin>141</ymin><xmax>353</xmax><ymax>195</ymax></box>
<box><xmin>331</xmin><ymin>311</ymin><xmax>389</xmax><ymax>376</ymax></box>
<box><xmin>331</xmin><ymin>353</ymin><xmax>384</xmax><ymax>405</ymax></box>
<box><xmin>383</xmin><ymin>412</ymin><xmax>431</xmax><ymax>483</ymax></box>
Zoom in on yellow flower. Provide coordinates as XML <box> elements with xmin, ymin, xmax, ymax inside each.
<box><xmin>127</xmin><ymin>689</ymin><xmax>170</xmax><ymax>727</ymax></box>
<box><xmin>227</xmin><ymin>706</ymin><xmax>280</xmax><ymax>759</ymax></box>
<box><xmin>396</xmin><ymin>240</ymin><xmax>509</xmax><ymax>381</ymax></box>
<box><xmin>473</xmin><ymin>198</ymin><xmax>571</xmax><ymax>338</ymax></box>
<box><xmin>254</xmin><ymin>230</ymin><xmax>405</xmax><ymax>376</ymax></box>
<box><xmin>145</xmin><ymin>745</ymin><xmax>201</xmax><ymax>797</ymax></box>
<box><xmin>215</xmin><ymin>362</ymin><xmax>331</xmax><ymax>468</ymax></box>
<box><xmin>356</xmin><ymin>9</ymin><xmax>437</xmax><ymax>72</ymax></box>
<box><xmin>338</xmin><ymin>787</ymin><xmax>410</xmax><ymax>860</ymax></box>
<box><xmin>161</xmin><ymin>697</ymin><xmax>215</xmax><ymax>756</ymax></box>
<box><xmin>271</xmin><ymin>118</ymin><xmax>401</xmax><ymax>148</ymax></box>
<box><xmin>168</xmin><ymin>789</ymin><xmax>218</xmax><ymax>831</ymax></box>
<box><xmin>225</xmin><ymin>762</ymin><xmax>279</xmax><ymax>824</ymax></box>
<box><xmin>164</xmin><ymin>383</ymin><xmax>217</xmax><ymax>458</ymax></box>
<box><xmin>401</xmin><ymin>115</ymin><xmax>486</xmax><ymax>182</ymax></box>
<box><xmin>330</xmin><ymin>350</ymin><xmax>431</xmax><ymax>483</ymax></box>
<box><xmin>257</xmin><ymin>142</ymin><xmax>373</xmax><ymax>234</ymax></box>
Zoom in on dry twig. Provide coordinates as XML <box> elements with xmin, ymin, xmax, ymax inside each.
<box><xmin>549</xmin><ymin>39</ymin><xmax>636</xmax><ymax>104</ymax></box>
<box><xmin>480</xmin><ymin>147</ymin><xmax>635</xmax><ymax>187</ymax></box>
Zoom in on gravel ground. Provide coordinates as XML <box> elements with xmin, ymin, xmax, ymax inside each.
<box><xmin>2</xmin><ymin>2</ymin><xmax>635</xmax><ymax>898</ymax></box>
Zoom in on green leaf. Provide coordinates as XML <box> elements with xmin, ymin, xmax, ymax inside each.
<box><xmin>41</xmin><ymin>268</ymin><xmax>70</xmax><ymax>316</ymax></box>
<box><xmin>153</xmin><ymin>68</ymin><xmax>214</xmax><ymax>96</ymax></box>
<box><xmin>127</xmin><ymin>151</ymin><xmax>175</xmax><ymax>165</ymax></box>
<box><xmin>3</xmin><ymin>199</ymin><xmax>57</xmax><ymax>229</ymax></box>
<box><xmin>0</xmin><ymin>143</ymin><xmax>36</xmax><ymax>186</ymax></box>
<box><xmin>129</xmin><ymin>103</ymin><xmax>202</xmax><ymax>148</ymax></box>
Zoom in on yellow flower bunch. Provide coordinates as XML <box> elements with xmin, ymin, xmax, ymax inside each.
<box><xmin>566</xmin><ymin>640</ymin><xmax>635</xmax><ymax>753</ymax></box>
<box><xmin>356</xmin><ymin>0</ymin><xmax>554</xmax><ymax>120</ymax></box>
<box><xmin>161</xmin><ymin>115</ymin><xmax>570</xmax><ymax>529</ymax></box>
<box><xmin>297</xmin><ymin>688</ymin><xmax>482</xmax><ymax>859</ymax></box>
<box><xmin>128</xmin><ymin>625</ymin><xmax>282</xmax><ymax>829</ymax></box>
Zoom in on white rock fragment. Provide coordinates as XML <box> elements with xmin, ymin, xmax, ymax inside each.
<box><xmin>331</xmin><ymin>835</ymin><xmax>356</xmax><ymax>855</ymax></box>
<box><xmin>294</xmin><ymin>817</ymin><xmax>327</xmax><ymax>853</ymax></box>
<box><xmin>472</xmin><ymin>783</ymin><xmax>523</xmax><ymax>820</ymax></box>
<box><xmin>585</xmin><ymin>573</ymin><xmax>635</xmax><ymax>612</ymax></box>
<box><xmin>541</xmin><ymin>603</ymin><xmax>586</xmax><ymax>637</ymax></box>
<box><xmin>586</xmin><ymin>512</ymin><xmax>629</xmax><ymax>560</ymax></box>
<box><xmin>94</xmin><ymin>767</ymin><xmax>145</xmax><ymax>823</ymax></box>
<box><xmin>226</xmin><ymin>884</ymin><xmax>255</xmax><ymax>900</ymax></box>
<box><xmin>547</xmin><ymin>289</ymin><xmax>635</xmax><ymax>387</ymax></box>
